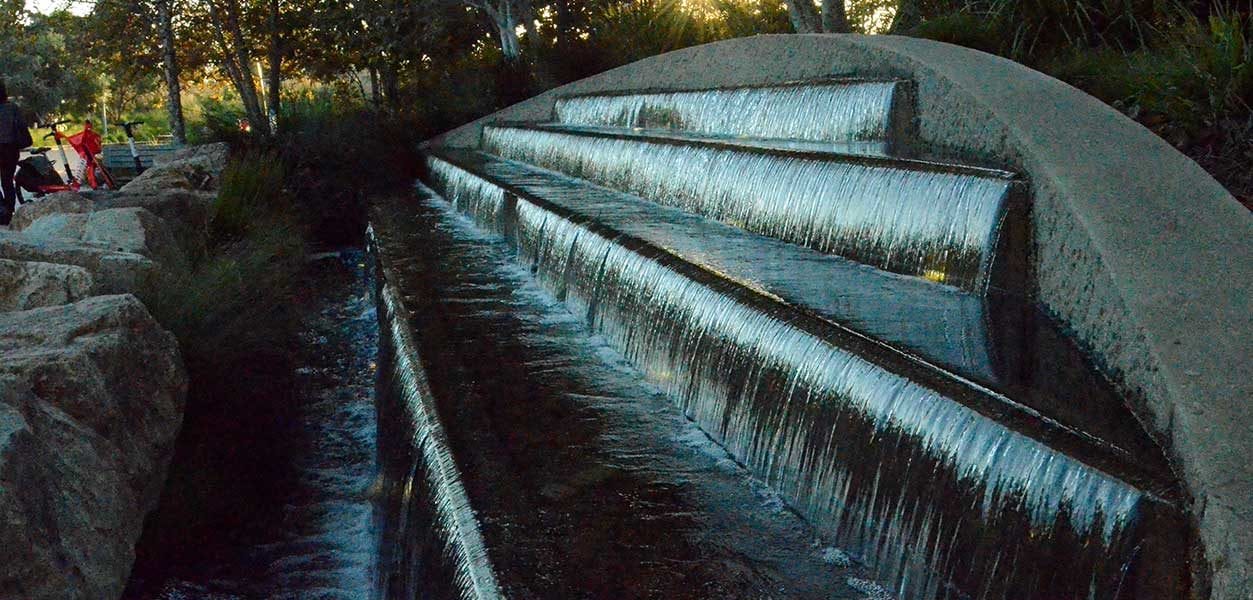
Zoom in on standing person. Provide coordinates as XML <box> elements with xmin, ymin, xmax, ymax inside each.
<box><xmin>0</xmin><ymin>80</ymin><xmax>32</xmax><ymax>226</ymax></box>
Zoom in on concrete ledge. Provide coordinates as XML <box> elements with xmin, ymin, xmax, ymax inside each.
<box><xmin>429</xmin><ymin>34</ymin><xmax>1252</xmax><ymax>597</ymax></box>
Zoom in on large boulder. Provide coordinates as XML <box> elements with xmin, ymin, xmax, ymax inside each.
<box><xmin>124</xmin><ymin>142</ymin><xmax>231</xmax><ymax>195</ymax></box>
<box><xmin>0</xmin><ymin>295</ymin><xmax>186</xmax><ymax>600</ymax></box>
<box><xmin>96</xmin><ymin>189</ymin><xmax>214</xmax><ymax>258</ymax></box>
<box><xmin>19</xmin><ymin>208</ymin><xmax>184</xmax><ymax>269</ymax></box>
<box><xmin>0</xmin><ymin>230</ymin><xmax>156</xmax><ymax>295</ymax></box>
<box><xmin>0</xmin><ymin>259</ymin><xmax>93</xmax><ymax>311</ymax></box>
<box><xmin>82</xmin><ymin>208</ymin><xmax>184</xmax><ymax>268</ymax></box>
<box><xmin>157</xmin><ymin>142</ymin><xmax>230</xmax><ymax>176</ymax></box>
<box><xmin>10</xmin><ymin>192</ymin><xmax>94</xmax><ymax>232</ymax></box>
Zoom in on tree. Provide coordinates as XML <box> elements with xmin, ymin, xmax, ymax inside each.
<box><xmin>157</xmin><ymin>0</ymin><xmax>188</xmax><ymax>143</ymax></box>
<box><xmin>1</xmin><ymin>5</ymin><xmax>99</xmax><ymax>117</ymax></box>
<box><xmin>203</xmin><ymin>0</ymin><xmax>269</xmax><ymax>135</ymax></box>
<box><xmin>265</xmin><ymin>0</ymin><xmax>281</xmax><ymax>128</ymax></box>
<box><xmin>784</xmin><ymin>0</ymin><xmax>849</xmax><ymax>33</ymax></box>
<box><xmin>464</xmin><ymin>0</ymin><xmax>532</xmax><ymax>63</ymax></box>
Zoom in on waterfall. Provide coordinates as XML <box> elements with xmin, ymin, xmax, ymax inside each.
<box><xmin>424</xmin><ymin>155</ymin><xmax>1161</xmax><ymax>600</ymax></box>
<box><xmin>482</xmin><ymin>125</ymin><xmax>1016</xmax><ymax>293</ymax></box>
<box><xmin>372</xmin><ymin>231</ymin><xmax>503</xmax><ymax>600</ymax></box>
<box><xmin>554</xmin><ymin>81</ymin><xmax>899</xmax><ymax>143</ymax></box>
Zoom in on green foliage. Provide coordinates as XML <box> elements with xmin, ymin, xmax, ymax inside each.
<box><xmin>907</xmin><ymin>0</ymin><xmax>1183</xmax><ymax>65</ymax></box>
<box><xmin>145</xmin><ymin>220</ymin><xmax>305</xmax><ymax>373</ymax></box>
<box><xmin>141</xmin><ymin>154</ymin><xmax>307</xmax><ymax>391</ymax></box>
<box><xmin>906</xmin><ymin>0</ymin><xmax>1252</xmax><ymax>203</ymax></box>
<box><xmin>909</xmin><ymin>13</ymin><xmax>1005</xmax><ymax>54</ymax></box>
<box><xmin>211</xmin><ymin>149</ymin><xmax>290</xmax><ymax>245</ymax></box>
<box><xmin>1044</xmin><ymin>7</ymin><xmax>1252</xmax><ymax>201</ymax></box>
<box><xmin>271</xmin><ymin>91</ymin><xmax>421</xmax><ymax>244</ymax></box>
<box><xmin>0</xmin><ymin>8</ymin><xmax>100</xmax><ymax>117</ymax></box>
<box><xmin>189</xmin><ymin>97</ymin><xmax>251</xmax><ymax>146</ymax></box>
<box><xmin>1045</xmin><ymin>8</ymin><xmax>1251</xmax><ymax>139</ymax></box>
<box><xmin>714</xmin><ymin>0</ymin><xmax>794</xmax><ymax>37</ymax></box>
<box><xmin>188</xmin><ymin>91</ymin><xmax>420</xmax><ymax>244</ymax></box>
<box><xmin>584</xmin><ymin>0</ymin><xmax>716</xmax><ymax>67</ymax></box>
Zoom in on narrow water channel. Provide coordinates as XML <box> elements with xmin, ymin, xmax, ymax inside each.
<box><xmin>124</xmin><ymin>250</ymin><xmax>380</xmax><ymax>600</ymax></box>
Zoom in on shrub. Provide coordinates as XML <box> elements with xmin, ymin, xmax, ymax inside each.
<box><xmin>210</xmin><ymin>149</ymin><xmax>290</xmax><ymax>245</ymax></box>
<box><xmin>270</xmin><ymin>91</ymin><xmax>420</xmax><ymax>244</ymax></box>
<box><xmin>141</xmin><ymin>153</ymin><xmax>307</xmax><ymax>384</ymax></box>
<box><xmin>189</xmin><ymin>97</ymin><xmax>251</xmax><ymax>147</ymax></box>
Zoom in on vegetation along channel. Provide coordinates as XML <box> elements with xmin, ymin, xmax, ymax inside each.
<box><xmin>0</xmin><ymin>0</ymin><xmax>1248</xmax><ymax>599</ymax></box>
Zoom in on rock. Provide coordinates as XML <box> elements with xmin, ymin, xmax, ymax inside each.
<box><xmin>0</xmin><ymin>230</ymin><xmax>156</xmax><ymax>295</ymax></box>
<box><xmin>158</xmin><ymin>142</ymin><xmax>230</xmax><ymax>177</ymax></box>
<box><xmin>124</xmin><ymin>143</ymin><xmax>230</xmax><ymax>195</ymax></box>
<box><xmin>119</xmin><ymin>162</ymin><xmax>205</xmax><ymax>195</ymax></box>
<box><xmin>96</xmin><ymin>189</ymin><xmax>214</xmax><ymax>258</ymax></box>
<box><xmin>83</xmin><ymin>208</ymin><xmax>184</xmax><ymax>268</ymax></box>
<box><xmin>0</xmin><ymin>259</ymin><xmax>93</xmax><ymax>311</ymax></box>
<box><xmin>19</xmin><ymin>208</ymin><xmax>184</xmax><ymax>269</ymax></box>
<box><xmin>0</xmin><ymin>295</ymin><xmax>186</xmax><ymax>600</ymax></box>
<box><xmin>10</xmin><ymin>192</ymin><xmax>94</xmax><ymax>232</ymax></box>
<box><xmin>21</xmin><ymin>212</ymin><xmax>88</xmax><ymax>241</ymax></box>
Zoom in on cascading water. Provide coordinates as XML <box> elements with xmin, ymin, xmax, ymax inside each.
<box><xmin>124</xmin><ymin>252</ymin><xmax>383</xmax><ymax>600</ymax></box>
<box><xmin>373</xmin><ymin>254</ymin><xmax>502</xmax><ymax>600</ymax></box>
<box><xmin>430</xmin><ymin>153</ymin><xmax>1005</xmax><ymax>385</ymax></box>
<box><xmin>553</xmin><ymin>81</ymin><xmax>899</xmax><ymax>144</ymax></box>
<box><xmin>481</xmin><ymin>125</ymin><xmax>1018</xmax><ymax>293</ymax></box>
<box><xmin>369</xmin><ymin>191</ymin><xmax>892</xmax><ymax>599</ymax></box>
<box><xmin>420</xmin><ymin>154</ymin><xmax>1186</xmax><ymax>600</ymax></box>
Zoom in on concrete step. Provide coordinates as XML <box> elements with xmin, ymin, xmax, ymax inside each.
<box><xmin>369</xmin><ymin>191</ymin><xmax>875</xmax><ymax>599</ymax></box>
<box><xmin>417</xmin><ymin>147</ymin><xmax>1186</xmax><ymax>600</ymax></box>
<box><xmin>552</xmin><ymin>79</ymin><xmax>908</xmax><ymax>146</ymax></box>
<box><xmin>480</xmin><ymin>123</ymin><xmax>1025</xmax><ymax>295</ymax></box>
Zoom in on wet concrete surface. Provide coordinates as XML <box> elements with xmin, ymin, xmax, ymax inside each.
<box><xmin>371</xmin><ymin>192</ymin><xmax>887</xmax><ymax>599</ymax></box>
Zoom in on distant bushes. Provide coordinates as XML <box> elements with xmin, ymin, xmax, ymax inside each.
<box><xmin>189</xmin><ymin>91</ymin><xmax>420</xmax><ymax>245</ymax></box>
<box><xmin>909</xmin><ymin>0</ymin><xmax>1252</xmax><ymax>206</ymax></box>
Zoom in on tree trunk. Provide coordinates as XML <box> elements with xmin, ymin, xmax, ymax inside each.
<box><xmin>157</xmin><ymin>0</ymin><xmax>186</xmax><ymax>144</ymax></box>
<box><xmin>821</xmin><ymin>0</ymin><xmax>851</xmax><ymax>33</ymax></box>
<box><xmin>266</xmin><ymin>0</ymin><xmax>282</xmax><ymax>133</ymax></box>
<box><xmin>889</xmin><ymin>0</ymin><xmax>921</xmax><ymax>34</ymax></box>
<box><xmin>785</xmin><ymin>0</ymin><xmax>822</xmax><ymax>33</ymax></box>
<box><xmin>381</xmin><ymin>63</ymin><xmax>400</xmax><ymax>107</ymax></box>
<box><xmin>492</xmin><ymin>5</ymin><xmax>522</xmax><ymax>64</ymax></box>
<box><xmin>211</xmin><ymin>0</ymin><xmax>268</xmax><ymax>135</ymax></box>
<box><xmin>369</xmin><ymin>66</ymin><xmax>382</xmax><ymax>108</ymax></box>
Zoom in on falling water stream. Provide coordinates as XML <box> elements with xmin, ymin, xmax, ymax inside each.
<box><xmin>553</xmin><ymin>80</ymin><xmax>900</xmax><ymax>144</ymax></box>
<box><xmin>124</xmin><ymin>78</ymin><xmax>1191</xmax><ymax>599</ymax></box>
<box><xmin>481</xmin><ymin>125</ymin><xmax>1018</xmax><ymax>293</ymax></box>
<box><xmin>370</xmin><ymin>191</ymin><xmax>893</xmax><ymax>599</ymax></box>
<box><xmin>416</xmin><ymin>147</ymin><xmax>1188</xmax><ymax>599</ymax></box>
<box><xmin>124</xmin><ymin>252</ymin><xmax>381</xmax><ymax>600</ymax></box>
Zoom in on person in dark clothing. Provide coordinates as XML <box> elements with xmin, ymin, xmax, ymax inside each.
<box><xmin>0</xmin><ymin>80</ymin><xmax>31</xmax><ymax>226</ymax></box>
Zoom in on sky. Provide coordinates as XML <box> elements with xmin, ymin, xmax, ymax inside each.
<box><xmin>27</xmin><ymin>0</ymin><xmax>92</xmax><ymax>16</ymax></box>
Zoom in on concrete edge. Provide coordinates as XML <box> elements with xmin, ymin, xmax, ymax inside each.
<box><xmin>426</xmin><ymin>34</ymin><xmax>1253</xmax><ymax>597</ymax></box>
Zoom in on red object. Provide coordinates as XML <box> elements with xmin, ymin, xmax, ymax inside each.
<box><xmin>67</xmin><ymin>121</ymin><xmax>104</xmax><ymax>157</ymax></box>
<box><xmin>54</xmin><ymin>121</ymin><xmax>115</xmax><ymax>191</ymax></box>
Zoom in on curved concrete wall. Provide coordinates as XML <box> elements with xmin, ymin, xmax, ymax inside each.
<box><xmin>428</xmin><ymin>34</ymin><xmax>1252</xmax><ymax>597</ymax></box>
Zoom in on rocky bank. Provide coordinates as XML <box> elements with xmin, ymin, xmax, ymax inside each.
<box><xmin>0</xmin><ymin>143</ymin><xmax>229</xmax><ymax>599</ymax></box>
